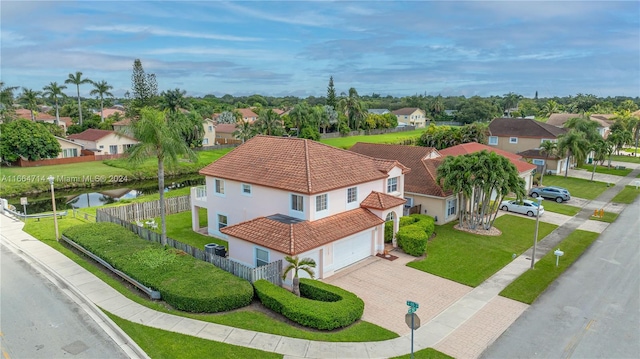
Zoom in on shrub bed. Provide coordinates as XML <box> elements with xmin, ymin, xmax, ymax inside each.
<box><xmin>254</xmin><ymin>278</ymin><xmax>364</xmax><ymax>330</ymax></box>
<box><xmin>385</xmin><ymin>215</ymin><xmax>418</xmax><ymax>243</ymax></box>
<box><xmin>396</xmin><ymin>214</ymin><xmax>435</xmax><ymax>256</ymax></box>
<box><xmin>63</xmin><ymin>222</ymin><xmax>253</xmax><ymax>312</ymax></box>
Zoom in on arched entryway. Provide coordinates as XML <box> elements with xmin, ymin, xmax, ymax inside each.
<box><xmin>385</xmin><ymin>211</ymin><xmax>399</xmax><ymax>247</ymax></box>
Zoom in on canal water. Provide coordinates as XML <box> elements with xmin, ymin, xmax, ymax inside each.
<box><xmin>7</xmin><ymin>175</ymin><xmax>205</xmax><ymax>214</ymax></box>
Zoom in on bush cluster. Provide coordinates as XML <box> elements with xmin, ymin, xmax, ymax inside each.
<box><xmin>63</xmin><ymin>222</ymin><xmax>253</xmax><ymax>313</ymax></box>
<box><xmin>384</xmin><ymin>216</ymin><xmax>419</xmax><ymax>243</ymax></box>
<box><xmin>396</xmin><ymin>214</ymin><xmax>435</xmax><ymax>256</ymax></box>
<box><xmin>253</xmin><ymin>278</ymin><xmax>364</xmax><ymax>330</ymax></box>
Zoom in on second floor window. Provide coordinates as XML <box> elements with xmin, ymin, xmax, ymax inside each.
<box><xmin>387</xmin><ymin>177</ymin><xmax>398</xmax><ymax>193</ymax></box>
<box><xmin>347</xmin><ymin>187</ymin><xmax>358</xmax><ymax>203</ymax></box>
<box><xmin>215</xmin><ymin>179</ymin><xmax>225</xmax><ymax>194</ymax></box>
<box><xmin>242</xmin><ymin>183</ymin><xmax>252</xmax><ymax>194</ymax></box>
<box><xmin>291</xmin><ymin>194</ymin><xmax>303</xmax><ymax>212</ymax></box>
<box><xmin>316</xmin><ymin>194</ymin><xmax>327</xmax><ymax>212</ymax></box>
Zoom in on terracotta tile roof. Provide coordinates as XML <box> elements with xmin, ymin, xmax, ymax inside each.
<box><xmin>489</xmin><ymin>118</ymin><xmax>567</xmax><ymax>138</ymax></box>
<box><xmin>221</xmin><ymin>208</ymin><xmax>383</xmax><ymax>255</ymax></box>
<box><xmin>547</xmin><ymin>113</ymin><xmax>614</xmax><ymax>128</ymax></box>
<box><xmin>67</xmin><ymin>129</ymin><xmax>116</xmax><ymax>141</ymax></box>
<box><xmin>439</xmin><ymin>142</ymin><xmax>536</xmax><ymax>173</ymax></box>
<box><xmin>349</xmin><ymin>142</ymin><xmax>450</xmax><ymax>197</ymax></box>
<box><xmin>214</xmin><ymin>123</ymin><xmax>237</xmax><ymax>133</ymax></box>
<box><xmin>112</xmin><ymin>119</ymin><xmax>131</xmax><ymax>126</ymax></box>
<box><xmin>360</xmin><ymin>191</ymin><xmax>406</xmax><ymax>210</ymax></box>
<box><xmin>200</xmin><ymin>136</ymin><xmax>408</xmax><ymax>194</ymax></box>
<box><xmin>16</xmin><ymin>108</ymin><xmax>72</xmax><ymax>127</ymax></box>
<box><xmin>237</xmin><ymin>108</ymin><xmax>258</xmax><ymax>121</ymax></box>
<box><xmin>392</xmin><ymin>107</ymin><xmax>424</xmax><ymax>116</ymax></box>
<box><xmin>96</xmin><ymin>108</ymin><xmax>125</xmax><ymax>118</ymax></box>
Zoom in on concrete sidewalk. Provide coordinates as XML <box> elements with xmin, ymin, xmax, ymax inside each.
<box><xmin>1</xmin><ymin>165</ymin><xmax>637</xmax><ymax>359</ymax></box>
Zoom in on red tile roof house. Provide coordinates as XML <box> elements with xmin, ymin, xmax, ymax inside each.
<box><xmin>237</xmin><ymin>108</ymin><xmax>258</xmax><ymax>123</ymax></box>
<box><xmin>547</xmin><ymin>113</ymin><xmax>615</xmax><ymax>139</ymax></box>
<box><xmin>67</xmin><ymin>129</ymin><xmax>139</xmax><ymax>155</ymax></box>
<box><xmin>15</xmin><ymin>108</ymin><xmax>72</xmax><ymax>133</ymax></box>
<box><xmin>350</xmin><ymin>142</ymin><xmax>536</xmax><ymax>226</ymax></box>
<box><xmin>488</xmin><ymin>117</ymin><xmax>570</xmax><ymax>175</ymax></box>
<box><xmin>190</xmin><ymin>136</ymin><xmax>409</xmax><ymax>281</ymax></box>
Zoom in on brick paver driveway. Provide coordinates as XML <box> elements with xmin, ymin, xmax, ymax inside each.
<box><xmin>324</xmin><ymin>251</ymin><xmax>471</xmax><ymax>336</ymax></box>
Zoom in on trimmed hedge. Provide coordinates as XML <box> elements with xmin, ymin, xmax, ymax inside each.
<box><xmin>396</xmin><ymin>214</ymin><xmax>435</xmax><ymax>256</ymax></box>
<box><xmin>385</xmin><ymin>216</ymin><xmax>418</xmax><ymax>243</ymax></box>
<box><xmin>63</xmin><ymin>222</ymin><xmax>253</xmax><ymax>313</ymax></box>
<box><xmin>253</xmin><ymin>278</ymin><xmax>364</xmax><ymax>330</ymax></box>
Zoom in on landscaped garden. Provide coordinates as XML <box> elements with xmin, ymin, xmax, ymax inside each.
<box><xmin>407</xmin><ymin>215</ymin><xmax>558</xmax><ymax>287</ymax></box>
<box><xmin>500</xmin><ymin>230</ymin><xmax>600</xmax><ymax>304</ymax></box>
<box><xmin>537</xmin><ymin>175</ymin><xmax>609</xmax><ymax>200</ymax></box>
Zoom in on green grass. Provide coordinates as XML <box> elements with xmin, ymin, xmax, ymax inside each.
<box><xmin>537</xmin><ymin>175</ymin><xmax>608</xmax><ymax>200</ymax></box>
<box><xmin>577</xmin><ymin>164</ymin><xmax>633</xmax><ymax>176</ymax></box>
<box><xmin>539</xmin><ymin>200</ymin><xmax>582</xmax><ymax>216</ymax></box>
<box><xmin>320</xmin><ymin>129</ymin><xmax>424</xmax><ymax>149</ymax></box>
<box><xmin>500</xmin><ymin>230</ymin><xmax>600</xmax><ymax>304</ymax></box>
<box><xmin>622</xmin><ymin>148</ymin><xmax>640</xmax><ymax>154</ymax></box>
<box><xmin>22</xmin><ymin>216</ymin><xmax>398</xmax><ymax>342</ymax></box>
<box><xmin>610</xmin><ymin>154</ymin><xmax>640</xmax><ymax>164</ymax></box>
<box><xmin>147</xmin><ymin>209</ymin><xmax>229</xmax><ymax>249</ymax></box>
<box><xmin>408</xmin><ymin>215</ymin><xmax>557</xmax><ymax>287</ymax></box>
<box><xmin>611</xmin><ymin>185</ymin><xmax>640</xmax><ymax>204</ymax></box>
<box><xmin>589</xmin><ymin>211</ymin><xmax>619</xmax><ymax>223</ymax></box>
<box><xmin>391</xmin><ymin>348</ymin><xmax>454</xmax><ymax>359</ymax></box>
<box><xmin>105</xmin><ymin>311</ymin><xmax>283</xmax><ymax>359</ymax></box>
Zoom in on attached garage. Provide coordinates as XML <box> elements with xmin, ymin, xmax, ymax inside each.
<box><xmin>333</xmin><ymin>230</ymin><xmax>373</xmax><ymax>271</ymax></box>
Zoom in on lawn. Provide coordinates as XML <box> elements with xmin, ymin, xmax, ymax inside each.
<box><xmin>500</xmin><ymin>230</ymin><xmax>600</xmax><ymax>304</ymax></box>
<box><xmin>610</xmin><ymin>154</ymin><xmax>640</xmax><ymax>164</ymax></box>
<box><xmin>538</xmin><ymin>200</ymin><xmax>582</xmax><ymax>216</ymax></box>
<box><xmin>392</xmin><ymin>348</ymin><xmax>454</xmax><ymax>359</ymax></box>
<box><xmin>147</xmin><ymin>209</ymin><xmax>229</xmax><ymax>249</ymax></box>
<box><xmin>537</xmin><ymin>175</ymin><xmax>608</xmax><ymax>200</ymax></box>
<box><xmin>320</xmin><ymin>129</ymin><xmax>424</xmax><ymax>149</ymax></box>
<box><xmin>576</xmin><ymin>164</ymin><xmax>633</xmax><ymax>177</ymax></box>
<box><xmin>589</xmin><ymin>211</ymin><xmax>618</xmax><ymax>223</ymax></box>
<box><xmin>408</xmin><ymin>215</ymin><xmax>558</xmax><ymax>287</ymax></box>
<box><xmin>22</xmin><ymin>216</ymin><xmax>398</xmax><ymax>343</ymax></box>
<box><xmin>105</xmin><ymin>311</ymin><xmax>283</xmax><ymax>359</ymax></box>
<box><xmin>611</xmin><ymin>185</ymin><xmax>640</xmax><ymax>204</ymax></box>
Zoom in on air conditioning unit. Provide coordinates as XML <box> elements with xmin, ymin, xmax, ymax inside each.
<box><xmin>404</xmin><ymin>197</ymin><xmax>414</xmax><ymax>207</ymax></box>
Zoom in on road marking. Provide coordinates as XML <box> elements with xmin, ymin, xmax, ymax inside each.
<box><xmin>563</xmin><ymin>318</ymin><xmax>596</xmax><ymax>358</ymax></box>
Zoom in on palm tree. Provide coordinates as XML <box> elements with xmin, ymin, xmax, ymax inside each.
<box><xmin>0</xmin><ymin>82</ymin><xmax>19</xmax><ymax>122</ymax></box>
<box><xmin>558</xmin><ymin>130</ymin><xmax>588</xmax><ymax>178</ymax></box>
<box><xmin>607</xmin><ymin>129</ymin><xmax>632</xmax><ymax>155</ymax></box>
<box><xmin>281</xmin><ymin>256</ymin><xmax>316</xmax><ymax>297</ymax></box>
<box><xmin>65</xmin><ymin>71</ymin><xmax>92</xmax><ymax>126</ymax></box>
<box><xmin>90</xmin><ymin>80</ymin><xmax>113</xmax><ymax>122</ymax></box>
<box><xmin>430</xmin><ymin>95</ymin><xmax>445</xmax><ymax>117</ymax></box>
<box><xmin>160</xmin><ymin>88</ymin><xmax>189</xmax><ymax>114</ymax></box>
<box><xmin>127</xmin><ymin>107</ymin><xmax>197</xmax><ymax>245</ymax></box>
<box><xmin>233</xmin><ymin>119</ymin><xmax>255</xmax><ymax>143</ymax></box>
<box><xmin>589</xmin><ymin>139</ymin><xmax>608</xmax><ymax>181</ymax></box>
<box><xmin>20</xmin><ymin>88</ymin><xmax>41</xmax><ymax>121</ymax></box>
<box><xmin>256</xmin><ymin>108</ymin><xmax>282</xmax><ymax>136</ymax></box>
<box><xmin>338</xmin><ymin>88</ymin><xmax>365</xmax><ymax>130</ymax></box>
<box><xmin>42</xmin><ymin>82</ymin><xmax>67</xmax><ymax>125</ymax></box>
<box><xmin>540</xmin><ymin>100</ymin><xmax>560</xmax><ymax>118</ymax></box>
<box><xmin>538</xmin><ymin>140</ymin><xmax>557</xmax><ymax>186</ymax></box>
<box><xmin>564</xmin><ymin>115</ymin><xmax>600</xmax><ymax>142</ymax></box>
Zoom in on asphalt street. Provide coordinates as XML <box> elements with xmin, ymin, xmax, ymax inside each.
<box><xmin>480</xmin><ymin>197</ymin><xmax>640</xmax><ymax>359</ymax></box>
<box><xmin>0</xmin><ymin>244</ymin><xmax>130</xmax><ymax>359</ymax></box>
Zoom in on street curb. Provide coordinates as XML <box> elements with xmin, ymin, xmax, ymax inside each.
<box><xmin>0</xmin><ymin>216</ymin><xmax>150</xmax><ymax>359</ymax></box>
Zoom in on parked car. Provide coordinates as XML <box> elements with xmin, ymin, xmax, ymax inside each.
<box><xmin>529</xmin><ymin>186</ymin><xmax>571</xmax><ymax>203</ymax></box>
<box><xmin>500</xmin><ymin>199</ymin><xmax>545</xmax><ymax>217</ymax></box>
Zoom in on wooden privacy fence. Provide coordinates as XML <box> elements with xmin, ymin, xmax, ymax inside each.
<box><xmin>96</xmin><ymin>206</ymin><xmax>282</xmax><ymax>286</ymax></box>
<box><xmin>98</xmin><ymin>195</ymin><xmax>191</xmax><ymax>222</ymax></box>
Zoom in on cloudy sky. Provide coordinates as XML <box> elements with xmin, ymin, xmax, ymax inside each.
<box><xmin>1</xmin><ymin>1</ymin><xmax>638</xmax><ymax>99</ymax></box>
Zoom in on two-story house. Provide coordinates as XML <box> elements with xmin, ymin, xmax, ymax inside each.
<box><xmin>392</xmin><ymin>108</ymin><xmax>429</xmax><ymax>128</ymax></box>
<box><xmin>67</xmin><ymin>129</ymin><xmax>139</xmax><ymax>155</ymax></box>
<box><xmin>488</xmin><ymin>117</ymin><xmax>569</xmax><ymax>174</ymax></box>
<box><xmin>190</xmin><ymin>136</ymin><xmax>409</xmax><ymax>279</ymax></box>
<box><xmin>547</xmin><ymin>113</ymin><xmax>615</xmax><ymax>139</ymax></box>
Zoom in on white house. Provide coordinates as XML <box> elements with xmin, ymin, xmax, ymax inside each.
<box><xmin>67</xmin><ymin>129</ymin><xmax>139</xmax><ymax>155</ymax></box>
<box><xmin>392</xmin><ymin>107</ymin><xmax>429</xmax><ymax>128</ymax></box>
<box><xmin>191</xmin><ymin>136</ymin><xmax>409</xmax><ymax>280</ymax></box>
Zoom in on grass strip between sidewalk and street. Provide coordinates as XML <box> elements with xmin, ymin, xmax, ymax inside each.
<box><xmin>589</xmin><ymin>211</ymin><xmax>619</xmax><ymax>223</ymax></box>
<box><xmin>391</xmin><ymin>348</ymin><xmax>455</xmax><ymax>359</ymax></box>
<box><xmin>499</xmin><ymin>230</ymin><xmax>600</xmax><ymax>304</ymax></box>
<box><xmin>408</xmin><ymin>215</ymin><xmax>557</xmax><ymax>287</ymax></box>
<box><xmin>611</xmin><ymin>185</ymin><xmax>640</xmax><ymax>204</ymax></box>
<box><xmin>576</xmin><ymin>164</ymin><xmax>633</xmax><ymax>176</ymax></box>
<box><xmin>538</xmin><ymin>175</ymin><xmax>608</xmax><ymax>200</ymax></box>
<box><xmin>104</xmin><ymin>310</ymin><xmax>283</xmax><ymax>359</ymax></box>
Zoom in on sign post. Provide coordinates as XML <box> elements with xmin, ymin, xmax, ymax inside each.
<box><xmin>406</xmin><ymin>300</ymin><xmax>420</xmax><ymax>359</ymax></box>
<box><xmin>20</xmin><ymin>197</ymin><xmax>28</xmax><ymax>221</ymax></box>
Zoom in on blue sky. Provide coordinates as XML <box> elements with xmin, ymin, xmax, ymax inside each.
<box><xmin>1</xmin><ymin>1</ymin><xmax>639</xmax><ymax>99</ymax></box>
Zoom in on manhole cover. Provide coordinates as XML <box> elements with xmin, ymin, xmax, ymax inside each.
<box><xmin>62</xmin><ymin>340</ymin><xmax>89</xmax><ymax>355</ymax></box>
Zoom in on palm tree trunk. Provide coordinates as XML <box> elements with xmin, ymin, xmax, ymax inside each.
<box><xmin>55</xmin><ymin>98</ymin><xmax>60</xmax><ymax>126</ymax></box>
<box><xmin>564</xmin><ymin>153</ymin><xmax>571</xmax><ymax>178</ymax></box>
<box><xmin>77</xmin><ymin>85</ymin><xmax>83</xmax><ymax>126</ymax></box>
<box><xmin>591</xmin><ymin>161</ymin><xmax>597</xmax><ymax>181</ymax></box>
<box><xmin>100</xmin><ymin>97</ymin><xmax>104</xmax><ymax>122</ymax></box>
<box><xmin>158</xmin><ymin>156</ymin><xmax>167</xmax><ymax>246</ymax></box>
<box><xmin>30</xmin><ymin>109</ymin><xmax>35</xmax><ymax>121</ymax></box>
<box><xmin>292</xmin><ymin>276</ymin><xmax>300</xmax><ymax>297</ymax></box>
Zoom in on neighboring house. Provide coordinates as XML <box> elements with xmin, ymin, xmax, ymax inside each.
<box><xmin>350</xmin><ymin>142</ymin><xmax>536</xmax><ymax>225</ymax></box>
<box><xmin>190</xmin><ymin>136</ymin><xmax>409</xmax><ymax>280</ymax></box>
<box><xmin>368</xmin><ymin>109</ymin><xmax>391</xmax><ymax>115</ymax></box>
<box><xmin>237</xmin><ymin>108</ymin><xmax>258</xmax><ymax>123</ymax></box>
<box><xmin>55</xmin><ymin>136</ymin><xmax>84</xmax><ymax>158</ymax></box>
<box><xmin>67</xmin><ymin>129</ymin><xmax>138</xmax><ymax>155</ymax></box>
<box><xmin>392</xmin><ymin>108</ymin><xmax>429</xmax><ymax>128</ymax></box>
<box><xmin>214</xmin><ymin>123</ymin><xmax>237</xmax><ymax>141</ymax></box>
<box><xmin>15</xmin><ymin>108</ymin><xmax>72</xmax><ymax>132</ymax></box>
<box><xmin>202</xmin><ymin>118</ymin><xmax>216</xmax><ymax>146</ymax></box>
<box><xmin>488</xmin><ymin>117</ymin><xmax>569</xmax><ymax>174</ymax></box>
<box><xmin>112</xmin><ymin>118</ymin><xmax>132</xmax><ymax>136</ymax></box>
<box><xmin>95</xmin><ymin>107</ymin><xmax>125</xmax><ymax>119</ymax></box>
<box><xmin>547</xmin><ymin>113</ymin><xmax>615</xmax><ymax>138</ymax></box>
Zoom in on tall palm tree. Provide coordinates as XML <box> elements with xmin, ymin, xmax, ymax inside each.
<box><xmin>233</xmin><ymin>119</ymin><xmax>255</xmax><ymax>143</ymax></box>
<box><xmin>540</xmin><ymin>100</ymin><xmax>560</xmax><ymax>118</ymax></box>
<box><xmin>558</xmin><ymin>130</ymin><xmax>588</xmax><ymax>178</ymax></box>
<box><xmin>256</xmin><ymin>108</ymin><xmax>282</xmax><ymax>136</ymax></box>
<box><xmin>42</xmin><ymin>82</ymin><xmax>67</xmax><ymax>125</ymax></box>
<box><xmin>127</xmin><ymin>107</ymin><xmax>197</xmax><ymax>245</ymax></box>
<box><xmin>0</xmin><ymin>82</ymin><xmax>19</xmax><ymax>122</ymax></box>
<box><xmin>338</xmin><ymin>88</ymin><xmax>365</xmax><ymax>130</ymax></box>
<box><xmin>430</xmin><ymin>95</ymin><xmax>445</xmax><ymax>117</ymax></box>
<box><xmin>589</xmin><ymin>139</ymin><xmax>608</xmax><ymax>181</ymax></box>
<box><xmin>160</xmin><ymin>88</ymin><xmax>189</xmax><ymax>114</ymax></box>
<box><xmin>65</xmin><ymin>71</ymin><xmax>92</xmax><ymax>126</ymax></box>
<box><xmin>90</xmin><ymin>80</ymin><xmax>113</xmax><ymax>122</ymax></box>
<box><xmin>282</xmin><ymin>256</ymin><xmax>316</xmax><ymax>297</ymax></box>
<box><xmin>20</xmin><ymin>88</ymin><xmax>41</xmax><ymax>121</ymax></box>
<box><xmin>564</xmin><ymin>115</ymin><xmax>600</xmax><ymax>142</ymax></box>
<box><xmin>538</xmin><ymin>140</ymin><xmax>557</xmax><ymax>186</ymax></box>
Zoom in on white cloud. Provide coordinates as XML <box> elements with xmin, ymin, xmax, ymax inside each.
<box><xmin>85</xmin><ymin>25</ymin><xmax>261</xmax><ymax>42</ymax></box>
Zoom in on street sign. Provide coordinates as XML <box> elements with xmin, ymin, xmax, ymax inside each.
<box><xmin>405</xmin><ymin>313</ymin><xmax>421</xmax><ymax>329</ymax></box>
<box><xmin>20</xmin><ymin>197</ymin><xmax>28</xmax><ymax>205</ymax></box>
<box><xmin>406</xmin><ymin>300</ymin><xmax>419</xmax><ymax>309</ymax></box>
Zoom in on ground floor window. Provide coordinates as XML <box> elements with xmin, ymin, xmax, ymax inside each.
<box><xmin>446</xmin><ymin>198</ymin><xmax>457</xmax><ymax>218</ymax></box>
<box><xmin>217</xmin><ymin>214</ymin><xmax>228</xmax><ymax>230</ymax></box>
<box><xmin>256</xmin><ymin>247</ymin><xmax>269</xmax><ymax>267</ymax></box>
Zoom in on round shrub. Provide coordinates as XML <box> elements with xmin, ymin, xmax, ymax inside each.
<box><xmin>396</xmin><ymin>214</ymin><xmax>435</xmax><ymax>256</ymax></box>
<box><xmin>253</xmin><ymin>278</ymin><xmax>364</xmax><ymax>330</ymax></box>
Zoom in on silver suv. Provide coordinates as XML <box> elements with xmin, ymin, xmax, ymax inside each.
<box><xmin>529</xmin><ymin>186</ymin><xmax>571</xmax><ymax>203</ymax></box>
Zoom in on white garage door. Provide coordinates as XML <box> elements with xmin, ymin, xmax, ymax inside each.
<box><xmin>333</xmin><ymin>231</ymin><xmax>372</xmax><ymax>271</ymax></box>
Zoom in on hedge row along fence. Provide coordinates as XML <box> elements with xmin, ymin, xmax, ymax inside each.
<box><xmin>63</xmin><ymin>222</ymin><xmax>253</xmax><ymax>313</ymax></box>
<box><xmin>254</xmin><ymin>278</ymin><xmax>364</xmax><ymax>330</ymax></box>
<box><xmin>396</xmin><ymin>214</ymin><xmax>436</xmax><ymax>256</ymax></box>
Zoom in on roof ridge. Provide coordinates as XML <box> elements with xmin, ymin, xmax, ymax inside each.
<box><xmin>290</xmin><ymin>224</ymin><xmax>295</xmax><ymax>254</ymax></box>
<box><xmin>303</xmin><ymin>139</ymin><xmax>312</xmax><ymax>193</ymax></box>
